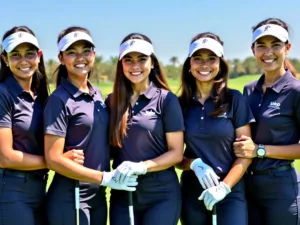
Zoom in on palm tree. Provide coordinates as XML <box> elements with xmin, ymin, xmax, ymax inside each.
<box><xmin>170</xmin><ymin>56</ymin><xmax>179</xmax><ymax>67</ymax></box>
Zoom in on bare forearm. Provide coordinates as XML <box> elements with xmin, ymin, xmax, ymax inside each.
<box><xmin>1</xmin><ymin>149</ymin><xmax>46</xmax><ymax>170</ymax></box>
<box><xmin>144</xmin><ymin>149</ymin><xmax>183</xmax><ymax>172</ymax></box>
<box><xmin>223</xmin><ymin>158</ymin><xmax>252</xmax><ymax>189</ymax></box>
<box><xmin>47</xmin><ymin>156</ymin><xmax>103</xmax><ymax>184</ymax></box>
<box><xmin>265</xmin><ymin>144</ymin><xmax>300</xmax><ymax>160</ymax></box>
<box><xmin>176</xmin><ymin>156</ymin><xmax>194</xmax><ymax>170</ymax></box>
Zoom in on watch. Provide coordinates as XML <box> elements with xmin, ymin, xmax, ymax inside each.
<box><xmin>257</xmin><ymin>144</ymin><xmax>266</xmax><ymax>158</ymax></box>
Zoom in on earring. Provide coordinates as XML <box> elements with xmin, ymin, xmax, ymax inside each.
<box><xmin>151</xmin><ymin>66</ymin><xmax>154</xmax><ymax>69</ymax></box>
<box><xmin>6</xmin><ymin>64</ymin><xmax>8</xmax><ymax>67</ymax></box>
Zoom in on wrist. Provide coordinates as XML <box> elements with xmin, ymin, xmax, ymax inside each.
<box><xmin>256</xmin><ymin>144</ymin><xmax>266</xmax><ymax>158</ymax></box>
<box><xmin>220</xmin><ymin>181</ymin><xmax>231</xmax><ymax>193</ymax></box>
<box><xmin>190</xmin><ymin>158</ymin><xmax>202</xmax><ymax>170</ymax></box>
<box><xmin>139</xmin><ymin>161</ymin><xmax>148</xmax><ymax>174</ymax></box>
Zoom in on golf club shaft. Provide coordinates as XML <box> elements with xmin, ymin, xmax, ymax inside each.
<box><xmin>212</xmin><ymin>205</ymin><xmax>217</xmax><ymax>225</ymax></box>
<box><xmin>128</xmin><ymin>192</ymin><xmax>134</xmax><ymax>225</ymax></box>
<box><xmin>75</xmin><ymin>180</ymin><xmax>80</xmax><ymax>225</ymax></box>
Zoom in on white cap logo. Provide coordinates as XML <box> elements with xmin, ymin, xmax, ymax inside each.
<box><xmin>252</xmin><ymin>24</ymin><xmax>289</xmax><ymax>44</ymax></box>
<box><xmin>130</xmin><ymin>40</ymin><xmax>135</xmax><ymax>46</ymax></box>
<box><xmin>189</xmin><ymin>38</ymin><xmax>224</xmax><ymax>57</ymax></box>
<box><xmin>119</xmin><ymin>39</ymin><xmax>154</xmax><ymax>60</ymax></box>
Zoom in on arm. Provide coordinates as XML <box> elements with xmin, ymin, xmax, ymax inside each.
<box><xmin>176</xmin><ymin>156</ymin><xmax>194</xmax><ymax>170</ymax></box>
<box><xmin>0</xmin><ymin>127</ymin><xmax>46</xmax><ymax>170</ymax></box>
<box><xmin>44</xmin><ymin>134</ymin><xmax>104</xmax><ymax>184</ymax></box>
<box><xmin>224</xmin><ymin>125</ymin><xmax>252</xmax><ymax>189</ymax></box>
<box><xmin>144</xmin><ymin>131</ymin><xmax>183</xmax><ymax>172</ymax></box>
<box><xmin>234</xmin><ymin>137</ymin><xmax>300</xmax><ymax>160</ymax></box>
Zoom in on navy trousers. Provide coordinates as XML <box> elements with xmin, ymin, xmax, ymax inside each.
<box><xmin>110</xmin><ymin>169</ymin><xmax>181</xmax><ymax>225</ymax></box>
<box><xmin>47</xmin><ymin>174</ymin><xmax>107</xmax><ymax>225</ymax></box>
<box><xmin>246</xmin><ymin>166</ymin><xmax>300</xmax><ymax>225</ymax></box>
<box><xmin>0</xmin><ymin>170</ymin><xmax>47</xmax><ymax>225</ymax></box>
<box><xmin>180</xmin><ymin>171</ymin><xmax>247</xmax><ymax>225</ymax></box>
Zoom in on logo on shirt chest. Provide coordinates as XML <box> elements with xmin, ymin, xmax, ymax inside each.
<box><xmin>144</xmin><ymin>109</ymin><xmax>156</xmax><ymax>116</ymax></box>
<box><xmin>217</xmin><ymin>112</ymin><xmax>227</xmax><ymax>118</ymax></box>
<box><xmin>268</xmin><ymin>101</ymin><xmax>281</xmax><ymax>110</ymax></box>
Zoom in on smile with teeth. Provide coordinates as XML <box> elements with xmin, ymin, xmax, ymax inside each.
<box><xmin>19</xmin><ymin>67</ymin><xmax>31</xmax><ymax>72</ymax></box>
<box><xmin>262</xmin><ymin>59</ymin><xmax>276</xmax><ymax>63</ymax></box>
<box><xmin>198</xmin><ymin>71</ymin><xmax>211</xmax><ymax>76</ymax></box>
<box><xmin>130</xmin><ymin>72</ymin><xmax>143</xmax><ymax>76</ymax></box>
<box><xmin>74</xmin><ymin>64</ymin><xmax>87</xmax><ymax>68</ymax></box>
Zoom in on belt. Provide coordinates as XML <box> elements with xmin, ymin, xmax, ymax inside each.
<box><xmin>248</xmin><ymin>164</ymin><xmax>292</xmax><ymax>175</ymax></box>
<box><xmin>0</xmin><ymin>168</ymin><xmax>48</xmax><ymax>181</ymax></box>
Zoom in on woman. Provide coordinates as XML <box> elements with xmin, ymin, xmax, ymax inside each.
<box><xmin>43</xmin><ymin>26</ymin><xmax>137</xmax><ymax>225</ymax></box>
<box><xmin>177</xmin><ymin>32</ymin><xmax>254</xmax><ymax>225</ymax></box>
<box><xmin>233</xmin><ymin>18</ymin><xmax>300</xmax><ymax>225</ymax></box>
<box><xmin>0</xmin><ymin>26</ymin><xmax>84</xmax><ymax>225</ymax></box>
<box><xmin>107</xmin><ymin>33</ymin><xmax>184</xmax><ymax>225</ymax></box>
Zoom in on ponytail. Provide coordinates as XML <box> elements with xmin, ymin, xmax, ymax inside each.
<box><xmin>55</xmin><ymin>64</ymin><xmax>68</xmax><ymax>87</ymax></box>
<box><xmin>284</xmin><ymin>59</ymin><xmax>297</xmax><ymax>77</ymax></box>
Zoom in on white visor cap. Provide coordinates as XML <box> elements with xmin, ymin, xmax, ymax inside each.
<box><xmin>189</xmin><ymin>38</ymin><xmax>224</xmax><ymax>57</ymax></box>
<box><xmin>2</xmin><ymin>32</ymin><xmax>39</xmax><ymax>53</ymax></box>
<box><xmin>119</xmin><ymin>39</ymin><xmax>154</xmax><ymax>60</ymax></box>
<box><xmin>252</xmin><ymin>24</ymin><xmax>289</xmax><ymax>44</ymax></box>
<box><xmin>58</xmin><ymin>31</ymin><xmax>95</xmax><ymax>52</ymax></box>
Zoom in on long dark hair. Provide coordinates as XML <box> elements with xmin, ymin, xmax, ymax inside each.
<box><xmin>252</xmin><ymin>18</ymin><xmax>297</xmax><ymax>77</ymax></box>
<box><xmin>55</xmin><ymin>26</ymin><xmax>94</xmax><ymax>87</ymax></box>
<box><xmin>178</xmin><ymin>32</ymin><xmax>231</xmax><ymax>117</ymax></box>
<box><xmin>109</xmin><ymin>33</ymin><xmax>170</xmax><ymax>147</ymax></box>
<box><xmin>0</xmin><ymin>26</ymin><xmax>49</xmax><ymax>104</ymax></box>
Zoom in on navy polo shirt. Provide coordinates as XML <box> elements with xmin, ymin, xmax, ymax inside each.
<box><xmin>183</xmin><ymin>89</ymin><xmax>254</xmax><ymax>174</ymax></box>
<box><xmin>107</xmin><ymin>82</ymin><xmax>184</xmax><ymax>169</ymax></box>
<box><xmin>244</xmin><ymin>70</ymin><xmax>300</xmax><ymax>171</ymax></box>
<box><xmin>44</xmin><ymin>78</ymin><xmax>110</xmax><ymax>173</ymax></box>
<box><xmin>0</xmin><ymin>76</ymin><xmax>45</xmax><ymax>173</ymax></box>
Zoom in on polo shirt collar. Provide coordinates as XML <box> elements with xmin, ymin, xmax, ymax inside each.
<box><xmin>61</xmin><ymin>78</ymin><xmax>97</xmax><ymax>98</ymax></box>
<box><xmin>143</xmin><ymin>82</ymin><xmax>158</xmax><ymax>99</ymax></box>
<box><xmin>255</xmin><ymin>70</ymin><xmax>293</xmax><ymax>93</ymax></box>
<box><xmin>5</xmin><ymin>75</ymin><xmax>27</xmax><ymax>96</ymax></box>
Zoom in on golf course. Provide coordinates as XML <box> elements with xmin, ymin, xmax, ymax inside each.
<box><xmin>46</xmin><ymin>74</ymin><xmax>300</xmax><ymax>225</ymax></box>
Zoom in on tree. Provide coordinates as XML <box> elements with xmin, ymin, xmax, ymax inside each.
<box><xmin>170</xmin><ymin>56</ymin><xmax>179</xmax><ymax>67</ymax></box>
<box><xmin>46</xmin><ymin>59</ymin><xmax>59</xmax><ymax>84</ymax></box>
<box><xmin>93</xmin><ymin>56</ymin><xmax>103</xmax><ymax>83</ymax></box>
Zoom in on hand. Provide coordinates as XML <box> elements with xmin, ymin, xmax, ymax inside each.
<box><xmin>63</xmin><ymin>149</ymin><xmax>85</xmax><ymax>165</ymax></box>
<box><xmin>115</xmin><ymin>161</ymin><xmax>147</xmax><ymax>183</ymax></box>
<box><xmin>100</xmin><ymin>169</ymin><xmax>138</xmax><ymax>191</ymax></box>
<box><xmin>198</xmin><ymin>182</ymin><xmax>231</xmax><ymax>210</ymax></box>
<box><xmin>190</xmin><ymin>158</ymin><xmax>219</xmax><ymax>189</ymax></box>
<box><xmin>233</xmin><ymin>135</ymin><xmax>258</xmax><ymax>158</ymax></box>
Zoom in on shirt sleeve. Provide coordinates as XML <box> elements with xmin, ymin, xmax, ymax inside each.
<box><xmin>44</xmin><ymin>94</ymin><xmax>68</xmax><ymax>137</ymax></box>
<box><xmin>294</xmin><ymin>86</ymin><xmax>300</xmax><ymax>128</ymax></box>
<box><xmin>232</xmin><ymin>90</ymin><xmax>255</xmax><ymax>129</ymax></box>
<box><xmin>0</xmin><ymin>90</ymin><xmax>13</xmax><ymax>128</ymax></box>
<box><xmin>162</xmin><ymin>92</ymin><xmax>185</xmax><ymax>132</ymax></box>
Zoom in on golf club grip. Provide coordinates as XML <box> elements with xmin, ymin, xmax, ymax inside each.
<box><xmin>75</xmin><ymin>181</ymin><xmax>80</xmax><ymax>210</ymax></box>
<box><xmin>128</xmin><ymin>192</ymin><xmax>134</xmax><ymax>225</ymax></box>
<box><xmin>212</xmin><ymin>205</ymin><xmax>217</xmax><ymax>225</ymax></box>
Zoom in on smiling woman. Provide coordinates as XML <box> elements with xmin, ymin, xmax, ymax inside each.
<box><xmin>0</xmin><ymin>26</ymin><xmax>49</xmax><ymax>225</ymax></box>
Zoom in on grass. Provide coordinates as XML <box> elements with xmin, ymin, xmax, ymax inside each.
<box><xmin>47</xmin><ymin>74</ymin><xmax>300</xmax><ymax>224</ymax></box>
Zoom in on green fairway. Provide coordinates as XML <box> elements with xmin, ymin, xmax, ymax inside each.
<box><xmin>47</xmin><ymin>75</ymin><xmax>300</xmax><ymax>225</ymax></box>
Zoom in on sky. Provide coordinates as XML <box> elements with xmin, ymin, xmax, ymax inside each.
<box><xmin>1</xmin><ymin>0</ymin><xmax>300</xmax><ymax>64</ymax></box>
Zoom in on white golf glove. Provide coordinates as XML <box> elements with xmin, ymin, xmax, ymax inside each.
<box><xmin>190</xmin><ymin>158</ymin><xmax>220</xmax><ymax>189</ymax></box>
<box><xmin>115</xmin><ymin>161</ymin><xmax>147</xmax><ymax>183</ymax></box>
<box><xmin>198</xmin><ymin>181</ymin><xmax>231</xmax><ymax>211</ymax></box>
<box><xmin>100</xmin><ymin>169</ymin><xmax>138</xmax><ymax>191</ymax></box>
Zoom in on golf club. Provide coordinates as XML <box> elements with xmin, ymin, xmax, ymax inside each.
<box><xmin>75</xmin><ymin>180</ymin><xmax>80</xmax><ymax>225</ymax></box>
<box><xmin>129</xmin><ymin>192</ymin><xmax>134</xmax><ymax>225</ymax></box>
<box><xmin>212</xmin><ymin>205</ymin><xmax>217</xmax><ymax>225</ymax></box>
